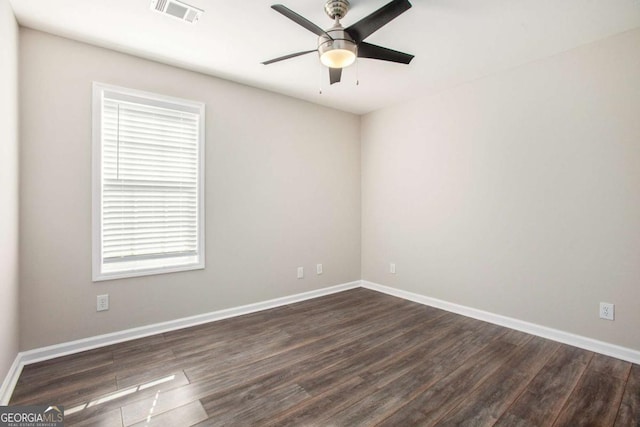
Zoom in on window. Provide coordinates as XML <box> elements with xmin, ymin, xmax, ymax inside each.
<box><xmin>92</xmin><ymin>83</ymin><xmax>205</xmax><ymax>281</ymax></box>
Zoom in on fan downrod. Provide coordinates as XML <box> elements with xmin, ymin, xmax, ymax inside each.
<box><xmin>324</xmin><ymin>0</ymin><xmax>349</xmax><ymax>20</ymax></box>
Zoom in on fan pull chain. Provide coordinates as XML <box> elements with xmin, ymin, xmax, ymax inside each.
<box><xmin>319</xmin><ymin>63</ymin><xmax>323</xmax><ymax>94</ymax></box>
<box><xmin>356</xmin><ymin>60</ymin><xmax>360</xmax><ymax>86</ymax></box>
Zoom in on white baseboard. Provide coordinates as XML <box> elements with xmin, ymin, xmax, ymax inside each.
<box><xmin>362</xmin><ymin>281</ymin><xmax>640</xmax><ymax>365</ymax></box>
<box><xmin>3</xmin><ymin>279</ymin><xmax>637</xmax><ymax>404</ymax></box>
<box><xmin>0</xmin><ymin>280</ymin><xmax>361</xmax><ymax>403</ymax></box>
<box><xmin>0</xmin><ymin>355</ymin><xmax>23</xmax><ymax>405</ymax></box>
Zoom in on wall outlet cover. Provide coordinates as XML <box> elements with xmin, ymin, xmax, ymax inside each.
<box><xmin>97</xmin><ymin>294</ymin><xmax>109</xmax><ymax>312</ymax></box>
<box><xmin>599</xmin><ymin>302</ymin><xmax>614</xmax><ymax>320</ymax></box>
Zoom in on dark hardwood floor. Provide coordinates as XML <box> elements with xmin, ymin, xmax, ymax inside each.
<box><xmin>10</xmin><ymin>288</ymin><xmax>640</xmax><ymax>426</ymax></box>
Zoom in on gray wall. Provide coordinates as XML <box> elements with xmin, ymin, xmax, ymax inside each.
<box><xmin>14</xmin><ymin>23</ymin><xmax>640</xmax><ymax>354</ymax></box>
<box><xmin>361</xmin><ymin>29</ymin><xmax>640</xmax><ymax>351</ymax></box>
<box><xmin>19</xmin><ymin>29</ymin><xmax>361</xmax><ymax>350</ymax></box>
<box><xmin>0</xmin><ymin>0</ymin><xmax>20</xmax><ymax>382</ymax></box>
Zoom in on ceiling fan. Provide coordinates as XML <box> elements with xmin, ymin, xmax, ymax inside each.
<box><xmin>262</xmin><ymin>0</ymin><xmax>414</xmax><ymax>85</ymax></box>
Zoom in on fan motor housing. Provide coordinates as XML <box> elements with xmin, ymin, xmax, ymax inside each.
<box><xmin>318</xmin><ymin>25</ymin><xmax>357</xmax><ymax>68</ymax></box>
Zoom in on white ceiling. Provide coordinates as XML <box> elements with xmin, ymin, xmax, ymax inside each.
<box><xmin>9</xmin><ymin>0</ymin><xmax>640</xmax><ymax>114</ymax></box>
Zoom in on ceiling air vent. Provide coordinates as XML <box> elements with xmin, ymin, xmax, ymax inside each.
<box><xmin>150</xmin><ymin>0</ymin><xmax>203</xmax><ymax>24</ymax></box>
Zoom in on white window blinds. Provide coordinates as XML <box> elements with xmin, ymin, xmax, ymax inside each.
<box><xmin>93</xmin><ymin>83</ymin><xmax>205</xmax><ymax>281</ymax></box>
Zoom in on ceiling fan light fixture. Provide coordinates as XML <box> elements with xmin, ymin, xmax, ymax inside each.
<box><xmin>318</xmin><ymin>27</ymin><xmax>358</xmax><ymax>69</ymax></box>
<box><xmin>320</xmin><ymin>48</ymin><xmax>356</xmax><ymax>68</ymax></box>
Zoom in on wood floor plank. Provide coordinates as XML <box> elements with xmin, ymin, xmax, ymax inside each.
<box><xmin>196</xmin><ymin>384</ymin><xmax>311</xmax><ymax>427</ymax></box>
<box><xmin>178</xmin><ymin>329</ymin><xmax>295</xmax><ymax>373</ymax></box>
<box><xmin>589</xmin><ymin>353</ymin><xmax>632</xmax><ymax>380</ymax></box>
<box><xmin>10</xmin><ymin>288</ymin><xmax>639</xmax><ymax>427</ymax></box>
<box><xmin>111</xmin><ymin>341</ymin><xmax>173</xmax><ymax>364</ymax></box>
<box><xmin>553</xmin><ymin>356</ymin><xmax>629</xmax><ymax>426</ymax></box>
<box><xmin>295</xmin><ymin>314</ymin><xmax>471</xmax><ymax>397</ymax></box>
<box><xmin>166</xmin><ymin>292</ymin><xmax>399</xmax><ymax>358</ymax></box>
<box><xmin>67</xmin><ymin>408</ymin><xmax>123</xmax><ymax>427</ymax></box>
<box><xmin>170</xmin><ymin>325</ymin><xmax>289</xmax><ymax>359</ymax></box>
<box><xmin>12</xmin><ymin>343</ymin><xmax>182</xmax><ymax>405</ymax></box>
<box><xmin>106</xmin><ymin>333</ymin><xmax>168</xmax><ymax>355</ymax></box>
<box><xmin>614</xmin><ymin>364</ymin><xmax>640</xmax><ymax>427</ymax></box>
<box><xmin>62</xmin><ymin>371</ymin><xmax>191</xmax><ymax>426</ymax></box>
<box><xmin>115</xmin><ymin>362</ymin><xmax>186</xmax><ymax>390</ymax></box>
<box><xmin>196</xmin><ymin>320</ymin><xmax>446</xmax><ymax>421</ymax></box>
<box><xmin>212</xmin><ymin>313</ymin><xmax>469</xmax><ymax>426</ymax></box>
<box><xmin>16</xmin><ymin>347</ymin><xmax>113</xmax><ymax>385</ymax></box>
<box><xmin>359</xmin><ymin>339</ymin><xmax>521</xmax><ymax>426</ymax></box>
<box><xmin>433</xmin><ymin>337</ymin><xmax>560</xmax><ymax>426</ymax></box>
<box><xmin>10</xmin><ymin>369</ymin><xmax>117</xmax><ymax>407</ymax></box>
<box><xmin>129</xmin><ymin>401</ymin><xmax>207</xmax><ymax>427</ymax></box>
<box><xmin>272</xmin><ymin>320</ymin><xmax>507</xmax><ymax>426</ymax></box>
<box><xmin>181</xmin><ymin>297</ymin><xmax>434</xmax><ymax>384</ymax></box>
<box><xmin>321</xmin><ymin>339</ymin><xmax>517</xmax><ymax>426</ymax></box>
<box><xmin>160</xmin><ymin>288</ymin><xmax>384</xmax><ymax>351</ymax></box>
<box><xmin>263</xmin><ymin>376</ymin><xmax>367</xmax><ymax>427</ymax></box>
<box><xmin>120</xmin><ymin>299</ymin><xmax>436</xmax><ymax>425</ymax></box>
<box><xmin>494</xmin><ymin>346</ymin><xmax>593</xmax><ymax>427</ymax></box>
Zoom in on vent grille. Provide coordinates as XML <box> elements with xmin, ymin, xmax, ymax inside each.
<box><xmin>184</xmin><ymin>9</ymin><xmax>198</xmax><ymax>23</ymax></box>
<box><xmin>153</xmin><ymin>0</ymin><xmax>167</xmax><ymax>12</ymax></box>
<box><xmin>150</xmin><ymin>0</ymin><xmax>203</xmax><ymax>24</ymax></box>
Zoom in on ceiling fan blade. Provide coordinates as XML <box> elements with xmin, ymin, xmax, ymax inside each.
<box><xmin>345</xmin><ymin>0</ymin><xmax>412</xmax><ymax>43</ymax></box>
<box><xmin>271</xmin><ymin>5</ymin><xmax>332</xmax><ymax>39</ymax></box>
<box><xmin>262</xmin><ymin>49</ymin><xmax>317</xmax><ymax>65</ymax></box>
<box><xmin>329</xmin><ymin>67</ymin><xmax>342</xmax><ymax>85</ymax></box>
<box><xmin>357</xmin><ymin>42</ymin><xmax>414</xmax><ymax>64</ymax></box>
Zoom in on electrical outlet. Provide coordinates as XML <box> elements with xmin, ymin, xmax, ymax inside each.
<box><xmin>317</xmin><ymin>264</ymin><xmax>323</xmax><ymax>275</ymax></box>
<box><xmin>390</xmin><ymin>263</ymin><xmax>396</xmax><ymax>274</ymax></box>
<box><xmin>297</xmin><ymin>267</ymin><xmax>304</xmax><ymax>279</ymax></box>
<box><xmin>599</xmin><ymin>302</ymin><xmax>614</xmax><ymax>320</ymax></box>
<box><xmin>97</xmin><ymin>294</ymin><xmax>109</xmax><ymax>312</ymax></box>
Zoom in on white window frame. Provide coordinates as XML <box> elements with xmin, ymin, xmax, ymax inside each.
<box><xmin>92</xmin><ymin>82</ymin><xmax>205</xmax><ymax>281</ymax></box>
